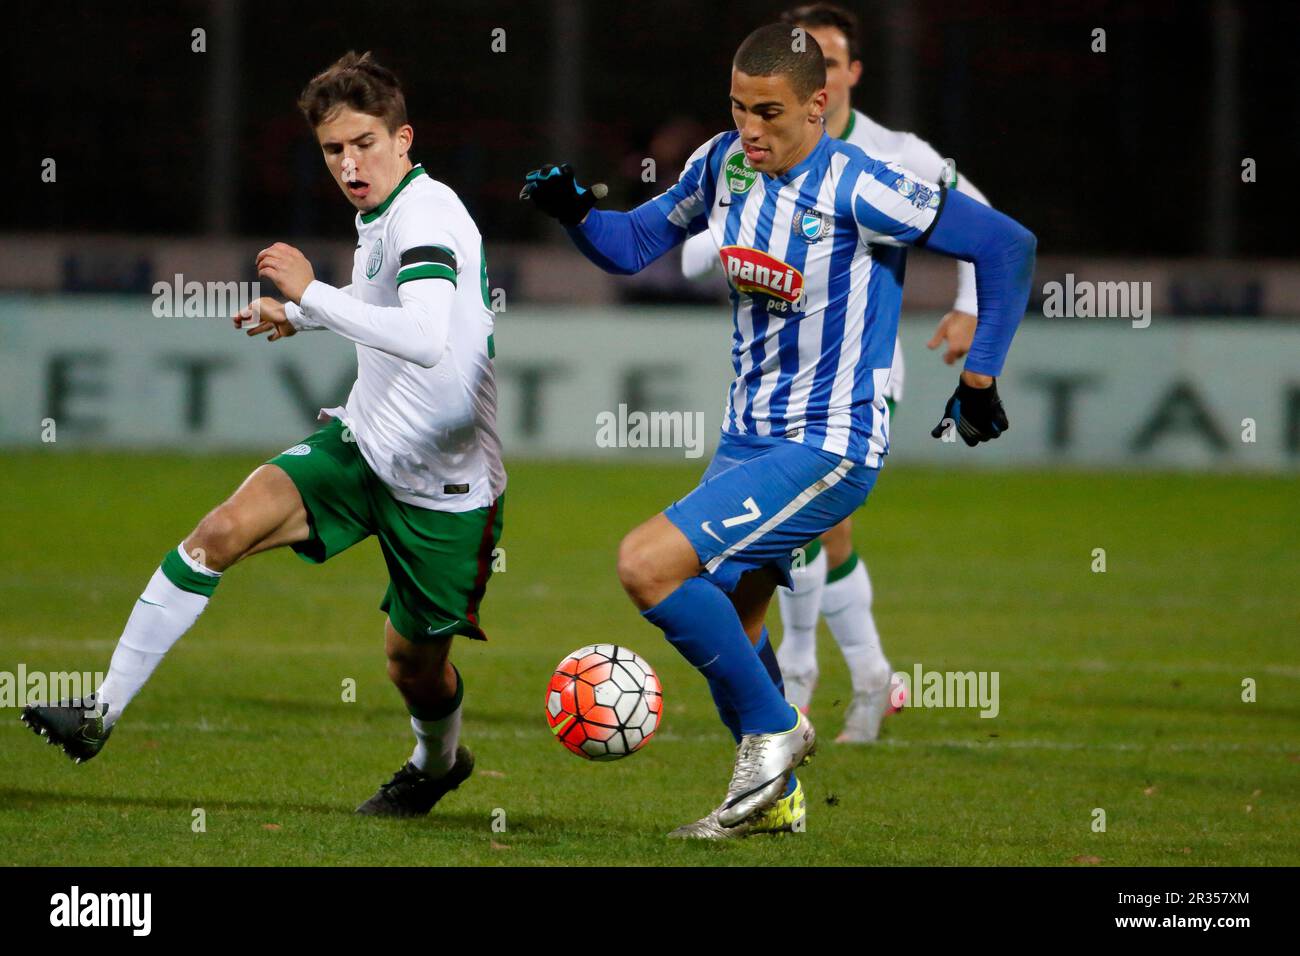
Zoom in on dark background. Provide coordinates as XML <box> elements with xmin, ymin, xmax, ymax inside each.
<box><xmin>7</xmin><ymin>0</ymin><xmax>1292</xmax><ymax>257</ymax></box>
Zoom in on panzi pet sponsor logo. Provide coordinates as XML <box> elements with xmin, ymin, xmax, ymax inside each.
<box><xmin>718</xmin><ymin>245</ymin><xmax>803</xmax><ymax>303</ymax></box>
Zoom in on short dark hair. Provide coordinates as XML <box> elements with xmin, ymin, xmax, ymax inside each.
<box><xmin>298</xmin><ymin>51</ymin><xmax>408</xmax><ymax>132</ymax></box>
<box><xmin>733</xmin><ymin>23</ymin><xmax>827</xmax><ymax>101</ymax></box>
<box><xmin>781</xmin><ymin>2</ymin><xmax>861</xmax><ymax>62</ymax></box>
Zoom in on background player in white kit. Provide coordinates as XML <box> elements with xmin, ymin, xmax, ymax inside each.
<box><xmin>681</xmin><ymin>3</ymin><xmax>992</xmax><ymax>742</ymax></box>
<box><xmin>22</xmin><ymin>52</ymin><xmax>507</xmax><ymax>818</ymax></box>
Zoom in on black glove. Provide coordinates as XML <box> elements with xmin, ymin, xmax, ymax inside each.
<box><xmin>930</xmin><ymin>377</ymin><xmax>1010</xmax><ymax>447</ymax></box>
<box><xmin>520</xmin><ymin>163</ymin><xmax>600</xmax><ymax>225</ymax></box>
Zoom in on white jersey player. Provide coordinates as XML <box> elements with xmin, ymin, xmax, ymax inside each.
<box><xmin>680</xmin><ymin>4</ymin><xmax>992</xmax><ymax>742</ymax></box>
<box><xmin>22</xmin><ymin>52</ymin><xmax>506</xmax><ymax>820</ymax></box>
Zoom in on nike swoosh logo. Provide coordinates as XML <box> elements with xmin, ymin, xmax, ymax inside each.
<box><xmin>722</xmin><ymin>772</ymin><xmax>787</xmax><ymax>811</ymax></box>
<box><xmin>700</xmin><ymin>521</ymin><xmax>724</xmax><ymax>544</ymax></box>
<box><xmin>550</xmin><ymin>713</ymin><xmax>576</xmax><ymax>736</ymax></box>
<box><xmin>137</xmin><ymin>597</ymin><xmax>165</xmax><ymax>608</ymax></box>
<box><xmin>425</xmin><ymin>621</ymin><xmax>459</xmax><ymax>636</ymax></box>
<box><xmin>719</xmin><ymin>199</ymin><xmax>733</xmax><ymax>207</ymax></box>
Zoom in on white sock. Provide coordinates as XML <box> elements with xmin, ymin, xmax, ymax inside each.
<box><xmin>775</xmin><ymin>546</ymin><xmax>827</xmax><ymax>676</ymax></box>
<box><xmin>821</xmin><ymin>556</ymin><xmax>892</xmax><ymax>694</ymax></box>
<box><xmin>96</xmin><ymin>547</ymin><xmax>219</xmax><ymax>728</ymax></box>
<box><xmin>410</xmin><ymin>707</ymin><xmax>461</xmax><ymax>777</ymax></box>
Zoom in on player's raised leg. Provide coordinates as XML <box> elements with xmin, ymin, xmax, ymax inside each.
<box><xmin>355</xmin><ymin>620</ymin><xmax>474</xmax><ymax>817</ymax></box>
<box><xmin>619</xmin><ymin>514</ymin><xmax>813</xmax><ymax>831</ymax></box>
<box><xmin>774</xmin><ymin>538</ymin><xmax>827</xmax><ymax>712</ymax></box>
<box><xmin>20</xmin><ymin>464</ymin><xmax>310</xmax><ymax>762</ymax></box>
<box><xmin>618</xmin><ymin>515</ymin><xmax>797</xmax><ymax>741</ymax></box>
<box><xmin>819</xmin><ymin>517</ymin><xmax>897</xmax><ymax>743</ymax></box>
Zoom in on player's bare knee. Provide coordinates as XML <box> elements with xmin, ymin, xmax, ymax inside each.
<box><xmin>617</xmin><ymin>531</ymin><xmax>663</xmax><ymax>605</ymax></box>
<box><xmin>386</xmin><ymin>653</ymin><xmax>449</xmax><ymax>702</ymax></box>
<box><xmin>386</xmin><ymin>656</ymin><xmax>421</xmax><ymax>694</ymax></box>
<box><xmin>185</xmin><ymin>507</ymin><xmax>246</xmax><ymax>571</ymax></box>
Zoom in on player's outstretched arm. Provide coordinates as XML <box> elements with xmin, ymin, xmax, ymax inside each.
<box><xmin>523</xmin><ymin>144</ymin><xmax>714</xmax><ymax>276</ymax></box>
<box><xmin>914</xmin><ymin>190</ymin><xmax>1035</xmax><ymax>446</ymax></box>
<box><xmin>900</xmin><ymin>133</ymin><xmax>991</xmax><ymax>328</ymax></box>
<box><xmin>521</xmin><ymin>163</ymin><xmax>690</xmax><ymax>275</ymax></box>
<box><xmin>927</xmin><ymin>171</ymin><xmax>991</xmax><ymax>364</ymax></box>
<box><xmin>947</xmin><ymin>172</ymin><xmax>992</xmax><ymax>314</ymax></box>
<box><xmin>914</xmin><ymin>189</ymin><xmax>1036</xmax><ymax>379</ymax></box>
<box><xmin>851</xmin><ymin>167</ymin><xmax>1035</xmax><ymax>446</ymax></box>
<box><xmin>929</xmin><ymin>172</ymin><xmax>990</xmax><ymax>364</ymax></box>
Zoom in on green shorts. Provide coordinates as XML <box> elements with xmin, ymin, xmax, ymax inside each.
<box><xmin>267</xmin><ymin>420</ymin><xmax>504</xmax><ymax>642</ymax></box>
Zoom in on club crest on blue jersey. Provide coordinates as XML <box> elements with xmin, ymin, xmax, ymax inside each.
<box><xmin>794</xmin><ymin>207</ymin><xmax>830</xmax><ymax>243</ymax></box>
<box><xmin>366</xmin><ymin>238</ymin><xmax>384</xmax><ymax>279</ymax></box>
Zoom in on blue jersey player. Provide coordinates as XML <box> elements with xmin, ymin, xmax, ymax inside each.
<box><xmin>523</xmin><ymin>24</ymin><xmax>1036</xmax><ymax>838</ymax></box>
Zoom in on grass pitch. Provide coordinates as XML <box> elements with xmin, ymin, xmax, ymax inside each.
<box><xmin>1</xmin><ymin>452</ymin><xmax>1297</xmax><ymax>866</ymax></box>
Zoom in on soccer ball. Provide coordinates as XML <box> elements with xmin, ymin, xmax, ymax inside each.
<box><xmin>545</xmin><ymin>644</ymin><xmax>663</xmax><ymax>760</ymax></box>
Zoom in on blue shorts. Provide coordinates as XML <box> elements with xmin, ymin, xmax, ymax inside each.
<box><xmin>665</xmin><ymin>432</ymin><xmax>879</xmax><ymax>592</ymax></box>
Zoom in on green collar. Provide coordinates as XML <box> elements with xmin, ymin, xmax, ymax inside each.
<box><xmin>360</xmin><ymin>164</ymin><xmax>425</xmax><ymax>224</ymax></box>
<box><xmin>837</xmin><ymin>110</ymin><xmax>857</xmax><ymax>142</ymax></box>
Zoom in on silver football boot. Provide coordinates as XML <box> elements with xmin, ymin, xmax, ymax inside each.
<box><xmin>715</xmin><ymin>708</ymin><xmax>816</xmax><ymax>828</ymax></box>
<box><xmin>667</xmin><ymin>807</ymin><xmax>755</xmax><ymax>840</ymax></box>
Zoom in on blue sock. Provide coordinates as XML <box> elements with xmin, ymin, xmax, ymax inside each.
<box><xmin>644</xmin><ymin>577</ymin><xmax>795</xmax><ymax>736</ymax></box>
<box><xmin>705</xmin><ymin>626</ymin><xmax>777</xmax><ymax>744</ymax></box>
<box><xmin>755</xmin><ymin>627</ymin><xmax>785</xmax><ymax>697</ymax></box>
<box><xmin>756</xmin><ymin>627</ymin><xmax>798</xmax><ymax>798</ymax></box>
<box><xmin>705</xmin><ymin>676</ymin><xmax>742</xmax><ymax>745</ymax></box>
<box><xmin>707</xmin><ymin>630</ymin><xmax>791</xmax><ymax>751</ymax></box>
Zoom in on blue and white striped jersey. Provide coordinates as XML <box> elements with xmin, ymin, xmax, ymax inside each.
<box><xmin>651</xmin><ymin>130</ymin><xmax>944</xmax><ymax>466</ymax></box>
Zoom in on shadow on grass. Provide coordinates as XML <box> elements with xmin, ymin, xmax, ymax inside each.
<box><xmin>0</xmin><ymin>786</ymin><xmax>348</xmax><ymax>817</ymax></box>
<box><xmin>0</xmin><ymin>787</ymin><xmax>616</xmax><ymax>838</ymax></box>
<box><xmin>219</xmin><ymin>696</ymin><xmax>542</xmax><ymax>731</ymax></box>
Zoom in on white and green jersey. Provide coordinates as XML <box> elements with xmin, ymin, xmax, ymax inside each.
<box><xmin>287</xmin><ymin>163</ymin><xmax>505</xmax><ymax>512</ymax></box>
